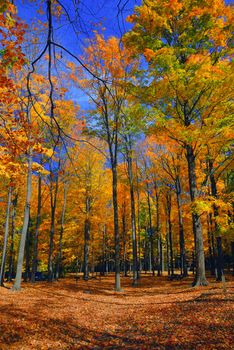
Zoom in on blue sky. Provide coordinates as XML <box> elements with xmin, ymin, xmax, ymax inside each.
<box><xmin>15</xmin><ymin>0</ymin><xmax>141</xmax><ymax>109</ymax></box>
<box><xmin>15</xmin><ymin>0</ymin><xmax>234</xmax><ymax>111</ymax></box>
<box><xmin>15</xmin><ymin>0</ymin><xmax>234</xmax><ymax>58</ymax></box>
<box><xmin>16</xmin><ymin>0</ymin><xmax>140</xmax><ymax>43</ymax></box>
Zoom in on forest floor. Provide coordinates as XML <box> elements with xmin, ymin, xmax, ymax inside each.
<box><xmin>0</xmin><ymin>273</ymin><xmax>233</xmax><ymax>350</ymax></box>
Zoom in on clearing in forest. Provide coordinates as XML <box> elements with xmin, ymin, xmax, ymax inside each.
<box><xmin>0</xmin><ymin>274</ymin><xmax>233</xmax><ymax>349</ymax></box>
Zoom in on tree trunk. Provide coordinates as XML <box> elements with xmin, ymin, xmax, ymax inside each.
<box><xmin>122</xmin><ymin>203</ymin><xmax>128</xmax><ymax>277</ymax></box>
<box><xmin>48</xmin><ymin>164</ymin><xmax>59</xmax><ymax>282</ymax></box>
<box><xmin>166</xmin><ymin>192</ymin><xmax>174</xmax><ymax>275</ymax></box>
<box><xmin>31</xmin><ymin>174</ymin><xmax>42</xmax><ymax>283</ymax></box>
<box><xmin>216</xmin><ymin>236</ymin><xmax>224</xmax><ymax>281</ymax></box>
<box><xmin>207</xmin><ymin>215</ymin><xmax>215</xmax><ymax>276</ymax></box>
<box><xmin>12</xmin><ymin>151</ymin><xmax>32</xmax><ymax>291</ymax></box>
<box><xmin>154</xmin><ymin>182</ymin><xmax>162</xmax><ymax>276</ymax></box>
<box><xmin>8</xmin><ymin>193</ymin><xmax>17</xmax><ymax>282</ymax></box>
<box><xmin>146</xmin><ymin>184</ymin><xmax>154</xmax><ymax>275</ymax></box>
<box><xmin>157</xmin><ymin>236</ymin><xmax>163</xmax><ymax>276</ymax></box>
<box><xmin>112</xmin><ymin>163</ymin><xmax>121</xmax><ymax>291</ymax></box>
<box><xmin>48</xmin><ymin>204</ymin><xmax>56</xmax><ymax>282</ymax></box>
<box><xmin>126</xmin><ymin>151</ymin><xmax>138</xmax><ymax>285</ymax></box>
<box><xmin>209</xmin><ymin>157</ymin><xmax>221</xmax><ymax>276</ymax></box>
<box><xmin>104</xmin><ymin>106</ymin><xmax>121</xmax><ymax>290</ymax></box>
<box><xmin>136</xmin><ymin>167</ymin><xmax>141</xmax><ymax>276</ymax></box>
<box><xmin>24</xmin><ymin>216</ymin><xmax>32</xmax><ymax>282</ymax></box>
<box><xmin>209</xmin><ymin>213</ymin><xmax>217</xmax><ymax>276</ymax></box>
<box><xmin>56</xmin><ymin>182</ymin><xmax>67</xmax><ymax>279</ymax></box>
<box><xmin>101</xmin><ymin>224</ymin><xmax>106</xmax><ymax>276</ymax></box>
<box><xmin>91</xmin><ymin>232</ymin><xmax>95</xmax><ymax>276</ymax></box>
<box><xmin>192</xmin><ymin>251</ymin><xmax>195</xmax><ymax>274</ymax></box>
<box><xmin>143</xmin><ymin>238</ymin><xmax>147</xmax><ymax>273</ymax></box>
<box><xmin>175</xmin><ymin>176</ymin><xmax>187</xmax><ymax>276</ymax></box>
<box><xmin>166</xmin><ymin>222</ymin><xmax>170</xmax><ymax>276</ymax></box>
<box><xmin>0</xmin><ymin>186</ymin><xmax>12</xmax><ymax>286</ymax></box>
<box><xmin>209</xmin><ymin>158</ymin><xmax>219</xmax><ymax>231</ymax></box>
<box><xmin>231</xmin><ymin>242</ymin><xmax>234</xmax><ymax>276</ymax></box>
<box><xmin>186</xmin><ymin>145</ymin><xmax>208</xmax><ymax>286</ymax></box>
<box><xmin>83</xmin><ymin>217</ymin><xmax>90</xmax><ymax>280</ymax></box>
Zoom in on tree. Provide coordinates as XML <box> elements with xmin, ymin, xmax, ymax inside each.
<box><xmin>147</xmin><ymin>135</ymin><xmax>188</xmax><ymax>276</ymax></box>
<box><xmin>124</xmin><ymin>0</ymin><xmax>234</xmax><ymax>286</ymax></box>
<box><xmin>73</xmin><ymin>33</ymin><xmax>137</xmax><ymax>290</ymax></box>
<box><xmin>120</xmin><ymin>104</ymin><xmax>146</xmax><ymax>283</ymax></box>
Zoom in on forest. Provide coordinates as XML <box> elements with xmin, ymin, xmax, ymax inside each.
<box><xmin>0</xmin><ymin>0</ymin><xmax>233</xmax><ymax>349</ymax></box>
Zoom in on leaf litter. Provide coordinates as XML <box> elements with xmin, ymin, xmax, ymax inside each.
<box><xmin>0</xmin><ymin>274</ymin><xmax>233</xmax><ymax>349</ymax></box>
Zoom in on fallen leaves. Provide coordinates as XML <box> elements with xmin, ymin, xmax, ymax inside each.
<box><xmin>0</xmin><ymin>274</ymin><xmax>233</xmax><ymax>349</ymax></box>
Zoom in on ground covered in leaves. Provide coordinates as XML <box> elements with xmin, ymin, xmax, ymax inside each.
<box><xmin>0</xmin><ymin>274</ymin><xmax>233</xmax><ymax>349</ymax></box>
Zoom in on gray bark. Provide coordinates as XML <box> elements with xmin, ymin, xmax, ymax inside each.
<box><xmin>48</xmin><ymin>160</ymin><xmax>60</xmax><ymax>282</ymax></box>
<box><xmin>166</xmin><ymin>192</ymin><xmax>174</xmax><ymax>275</ymax></box>
<box><xmin>12</xmin><ymin>151</ymin><xmax>32</xmax><ymax>291</ymax></box>
<box><xmin>146</xmin><ymin>182</ymin><xmax>154</xmax><ymax>275</ymax></box>
<box><xmin>125</xmin><ymin>147</ymin><xmax>138</xmax><ymax>285</ymax></box>
<box><xmin>112</xmin><ymin>163</ymin><xmax>121</xmax><ymax>290</ymax></box>
<box><xmin>8</xmin><ymin>193</ymin><xmax>17</xmax><ymax>281</ymax></box>
<box><xmin>83</xmin><ymin>168</ymin><xmax>91</xmax><ymax>281</ymax></box>
<box><xmin>154</xmin><ymin>182</ymin><xmax>162</xmax><ymax>276</ymax></box>
<box><xmin>207</xmin><ymin>214</ymin><xmax>215</xmax><ymax>276</ymax></box>
<box><xmin>186</xmin><ymin>144</ymin><xmax>208</xmax><ymax>286</ymax></box>
<box><xmin>0</xmin><ymin>186</ymin><xmax>12</xmax><ymax>286</ymax></box>
<box><xmin>166</xmin><ymin>219</ymin><xmax>170</xmax><ymax>276</ymax></box>
<box><xmin>83</xmin><ymin>217</ymin><xmax>91</xmax><ymax>280</ymax></box>
<box><xmin>31</xmin><ymin>174</ymin><xmax>42</xmax><ymax>282</ymax></box>
<box><xmin>56</xmin><ymin>182</ymin><xmax>67</xmax><ymax>279</ymax></box>
<box><xmin>122</xmin><ymin>202</ymin><xmax>128</xmax><ymax>277</ymax></box>
<box><xmin>175</xmin><ymin>176</ymin><xmax>187</xmax><ymax>276</ymax></box>
<box><xmin>136</xmin><ymin>162</ymin><xmax>142</xmax><ymax>275</ymax></box>
<box><xmin>24</xmin><ymin>216</ymin><xmax>32</xmax><ymax>281</ymax></box>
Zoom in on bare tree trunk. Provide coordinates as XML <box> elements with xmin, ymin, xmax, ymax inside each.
<box><xmin>125</xmin><ymin>148</ymin><xmax>138</xmax><ymax>285</ymax></box>
<box><xmin>8</xmin><ymin>193</ymin><xmax>17</xmax><ymax>282</ymax></box>
<box><xmin>104</xmin><ymin>105</ymin><xmax>121</xmax><ymax>290</ymax></box>
<box><xmin>0</xmin><ymin>186</ymin><xmax>12</xmax><ymax>286</ymax></box>
<box><xmin>216</xmin><ymin>236</ymin><xmax>224</xmax><ymax>282</ymax></box>
<box><xmin>12</xmin><ymin>150</ymin><xmax>32</xmax><ymax>291</ymax></box>
<box><xmin>157</xmin><ymin>236</ymin><xmax>162</xmax><ymax>276</ymax></box>
<box><xmin>207</xmin><ymin>215</ymin><xmax>215</xmax><ymax>276</ymax></box>
<box><xmin>209</xmin><ymin>158</ymin><xmax>219</xmax><ymax>230</ymax></box>
<box><xmin>143</xmin><ymin>238</ymin><xmax>147</xmax><ymax>273</ymax></box>
<box><xmin>104</xmin><ymin>225</ymin><xmax>109</xmax><ymax>275</ymax></box>
<box><xmin>154</xmin><ymin>181</ymin><xmax>162</xmax><ymax>276</ymax></box>
<box><xmin>24</xmin><ymin>216</ymin><xmax>32</xmax><ymax>281</ymax></box>
<box><xmin>48</xmin><ymin>200</ymin><xmax>56</xmax><ymax>282</ymax></box>
<box><xmin>31</xmin><ymin>174</ymin><xmax>42</xmax><ymax>282</ymax></box>
<box><xmin>112</xmin><ymin>163</ymin><xmax>121</xmax><ymax>290</ymax></box>
<box><xmin>146</xmin><ymin>183</ymin><xmax>154</xmax><ymax>275</ymax></box>
<box><xmin>56</xmin><ymin>182</ymin><xmax>67</xmax><ymax>279</ymax></box>
<box><xmin>209</xmin><ymin>157</ymin><xmax>222</xmax><ymax>278</ymax></box>
<box><xmin>122</xmin><ymin>203</ymin><xmax>128</xmax><ymax>277</ymax></box>
<box><xmin>166</xmin><ymin>221</ymin><xmax>170</xmax><ymax>276</ymax></box>
<box><xmin>48</xmin><ymin>161</ymin><xmax>59</xmax><ymax>282</ymax></box>
<box><xmin>186</xmin><ymin>145</ymin><xmax>208</xmax><ymax>286</ymax></box>
<box><xmin>166</xmin><ymin>192</ymin><xmax>174</xmax><ymax>275</ymax></box>
<box><xmin>231</xmin><ymin>242</ymin><xmax>234</xmax><ymax>276</ymax></box>
<box><xmin>175</xmin><ymin>176</ymin><xmax>187</xmax><ymax>276</ymax></box>
<box><xmin>136</xmin><ymin>163</ymin><xmax>141</xmax><ymax>276</ymax></box>
<box><xmin>83</xmin><ymin>168</ymin><xmax>92</xmax><ymax>281</ymax></box>
<box><xmin>101</xmin><ymin>224</ymin><xmax>106</xmax><ymax>276</ymax></box>
<box><xmin>83</xmin><ymin>217</ymin><xmax>90</xmax><ymax>280</ymax></box>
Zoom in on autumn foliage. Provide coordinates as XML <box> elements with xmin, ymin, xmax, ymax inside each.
<box><xmin>0</xmin><ymin>0</ymin><xmax>233</xmax><ymax>348</ymax></box>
